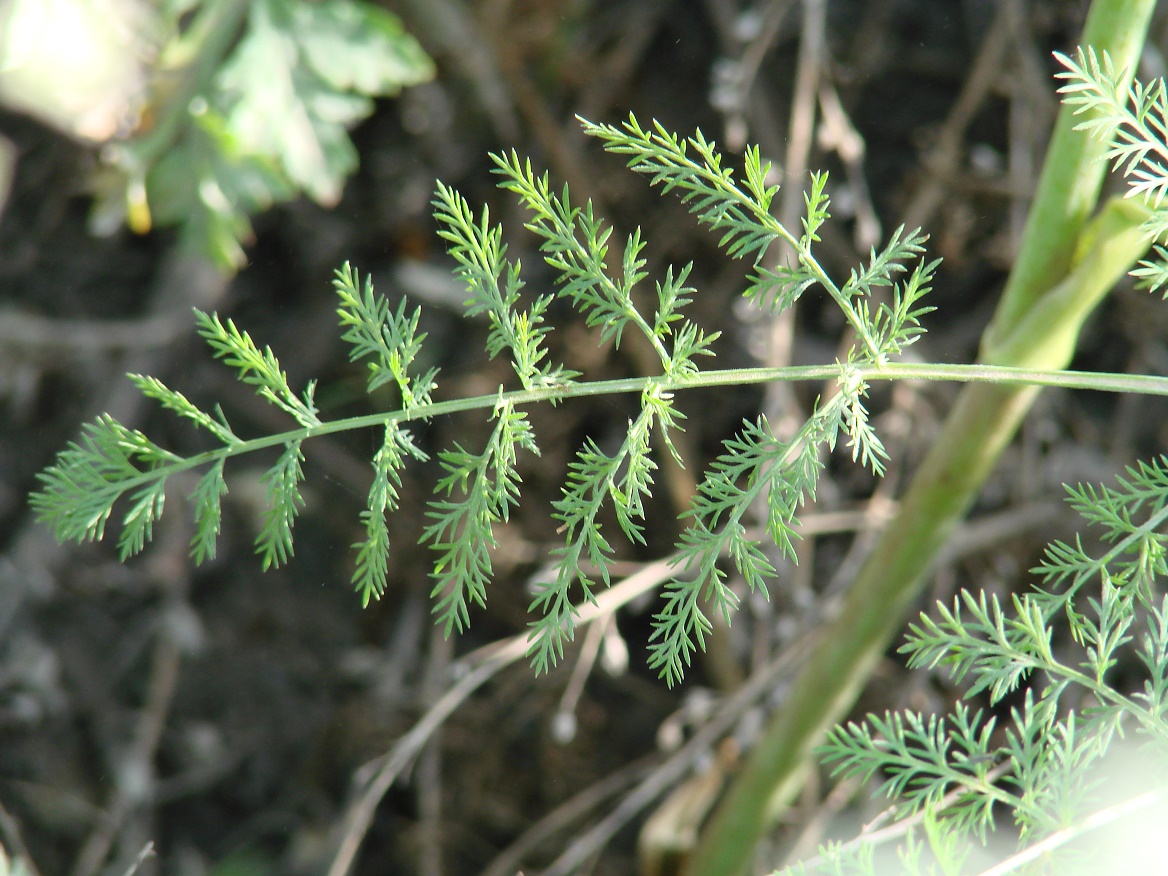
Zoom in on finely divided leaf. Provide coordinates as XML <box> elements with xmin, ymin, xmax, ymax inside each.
<box><xmin>30</xmin><ymin>415</ymin><xmax>179</xmax><ymax>547</ymax></box>
<box><xmin>119</xmin><ymin>480</ymin><xmax>168</xmax><ymax>560</ymax></box>
<box><xmin>130</xmin><ymin>373</ymin><xmax>239</xmax><ymax>446</ymax></box>
<box><xmin>432</xmin><ymin>182</ymin><xmax>575</xmax><ymax>390</ymax></box>
<box><xmin>334</xmin><ymin>262</ymin><xmax>438</xmax><ymax>408</ymax></box>
<box><xmin>256</xmin><ymin>440</ymin><xmax>307</xmax><ymax>570</ymax></box>
<box><xmin>196</xmin><ymin>310</ymin><xmax>321</xmax><ymax>427</ymax></box>
<box><xmin>424</xmin><ymin>402</ymin><xmax>536</xmax><ymax>636</ymax></box>
<box><xmin>190</xmin><ymin>459</ymin><xmax>229</xmax><ymax>564</ymax></box>
<box><xmin>351</xmin><ymin>423</ymin><xmax>427</xmax><ymax>606</ymax></box>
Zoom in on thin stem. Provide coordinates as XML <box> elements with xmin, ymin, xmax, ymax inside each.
<box><xmin>687</xmin><ymin>2</ymin><xmax>1158</xmax><ymax>873</ymax></box>
<box><xmin>975</xmin><ymin>788</ymin><xmax>1168</xmax><ymax>876</ymax></box>
<box><xmin>84</xmin><ymin>359</ymin><xmax>1168</xmax><ymax>500</ymax></box>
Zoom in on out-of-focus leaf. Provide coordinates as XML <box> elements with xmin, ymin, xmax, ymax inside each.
<box><xmin>218</xmin><ymin>0</ymin><xmax>433</xmax><ymax>206</ymax></box>
<box><xmin>147</xmin><ymin>105</ymin><xmax>293</xmax><ymax>270</ymax></box>
<box><xmin>85</xmin><ymin>0</ymin><xmax>433</xmax><ymax>270</ymax></box>
<box><xmin>0</xmin><ymin>0</ymin><xmax>154</xmax><ymax>141</ymax></box>
<box><xmin>291</xmin><ymin>0</ymin><xmax>434</xmax><ymax>95</ymax></box>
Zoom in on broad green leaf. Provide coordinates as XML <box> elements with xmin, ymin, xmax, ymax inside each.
<box><xmin>291</xmin><ymin>0</ymin><xmax>434</xmax><ymax>96</ymax></box>
<box><xmin>219</xmin><ymin>0</ymin><xmax>433</xmax><ymax>206</ymax></box>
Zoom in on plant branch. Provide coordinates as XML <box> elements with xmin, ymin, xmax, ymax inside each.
<box><xmin>686</xmin><ymin>1</ymin><xmax>1158</xmax><ymax>872</ymax></box>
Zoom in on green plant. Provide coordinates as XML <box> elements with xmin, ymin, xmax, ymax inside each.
<box><xmin>686</xmin><ymin>1</ymin><xmax>1161</xmax><ymax>871</ymax></box>
<box><xmin>26</xmin><ymin>3</ymin><xmax>1168</xmax><ymax>875</ymax></box>
<box><xmin>92</xmin><ymin>0</ymin><xmax>433</xmax><ymax>270</ymax></box>
<box><xmin>767</xmin><ymin>41</ymin><xmax>1168</xmax><ymax>876</ymax></box>
<box><xmin>787</xmin><ymin>458</ymin><xmax>1168</xmax><ymax>874</ymax></box>
<box><xmin>29</xmin><ymin>120</ymin><xmax>937</xmax><ymax>682</ymax></box>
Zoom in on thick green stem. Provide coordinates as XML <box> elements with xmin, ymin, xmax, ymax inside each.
<box><xmin>685</xmin><ymin>1</ymin><xmax>1157</xmax><ymax>873</ymax></box>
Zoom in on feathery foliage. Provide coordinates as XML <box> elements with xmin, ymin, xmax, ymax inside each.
<box><xmin>804</xmin><ymin>458</ymin><xmax>1168</xmax><ymax>873</ymax></box>
<box><xmin>28</xmin><ymin>36</ymin><xmax>1168</xmax><ymax>873</ymax></box>
<box><xmin>31</xmin><ymin>112</ymin><xmax>937</xmax><ymax>687</ymax></box>
<box><xmin>1056</xmin><ymin>46</ymin><xmax>1168</xmax><ymax>294</ymax></box>
<box><xmin>779</xmin><ymin>49</ymin><xmax>1168</xmax><ymax>876</ymax></box>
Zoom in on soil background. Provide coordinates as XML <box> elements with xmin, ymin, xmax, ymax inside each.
<box><xmin>4</xmin><ymin>2</ymin><xmax>1168</xmax><ymax>875</ymax></box>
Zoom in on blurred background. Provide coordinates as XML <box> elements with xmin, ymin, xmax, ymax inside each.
<box><xmin>3</xmin><ymin>1</ymin><xmax>1168</xmax><ymax>874</ymax></box>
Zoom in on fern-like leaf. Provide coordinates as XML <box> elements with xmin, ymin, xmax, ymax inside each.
<box><xmin>334</xmin><ymin>262</ymin><xmax>438</xmax><ymax>409</ymax></box>
<box><xmin>527</xmin><ymin>389</ymin><xmax>679</xmax><ymax>673</ymax></box>
<box><xmin>190</xmin><ymin>458</ymin><xmax>229</xmax><ymax>564</ymax></box>
<box><xmin>432</xmin><ymin>182</ymin><xmax>576</xmax><ymax>390</ymax></box>
<box><xmin>424</xmin><ymin>400</ymin><xmax>537</xmax><ymax>636</ymax></box>
<box><xmin>130</xmin><ymin>374</ymin><xmax>240</xmax><ymax>446</ymax></box>
<box><xmin>351</xmin><ymin>423</ymin><xmax>427</xmax><ymax>606</ymax></box>
<box><xmin>255</xmin><ymin>440</ymin><xmax>307</xmax><ymax>570</ymax></box>
<box><xmin>196</xmin><ymin>310</ymin><xmax>320</xmax><ymax>428</ymax></box>
<box><xmin>649</xmin><ymin>406</ymin><xmax>838</xmax><ymax>685</ymax></box>
<box><xmin>30</xmin><ymin>415</ymin><xmax>180</xmax><ymax>548</ymax></box>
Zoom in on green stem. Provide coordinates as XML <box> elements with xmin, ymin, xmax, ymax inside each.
<box><xmin>52</xmin><ymin>355</ymin><xmax>1168</xmax><ymax>509</ymax></box>
<box><xmin>685</xmin><ymin>1</ymin><xmax>1157</xmax><ymax>873</ymax></box>
<box><xmin>47</xmin><ymin>352</ymin><xmax>1168</xmax><ymax>518</ymax></box>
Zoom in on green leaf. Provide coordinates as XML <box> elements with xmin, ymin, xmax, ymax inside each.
<box><xmin>196</xmin><ymin>310</ymin><xmax>320</xmax><ymax>427</ymax></box>
<box><xmin>820</xmin><ymin>703</ymin><xmax>1009</xmax><ymax>842</ymax></box>
<box><xmin>103</xmin><ymin>0</ymin><xmax>432</xmax><ymax>271</ymax></box>
<box><xmin>30</xmin><ymin>415</ymin><xmax>179</xmax><ymax>547</ymax></box>
<box><xmin>432</xmin><ymin>182</ymin><xmax>577</xmax><ymax>391</ymax></box>
<box><xmin>835</xmin><ymin>360</ymin><xmax>887</xmax><ymax>475</ymax></box>
<box><xmin>801</xmin><ymin>170</ymin><xmax>831</xmax><ymax>249</ymax></box>
<box><xmin>130</xmin><ymin>373</ymin><xmax>239</xmax><ymax>446</ymax></box>
<box><xmin>351</xmin><ymin>423</ymin><xmax>427</xmax><ymax>606</ymax></box>
<box><xmin>291</xmin><ymin>0</ymin><xmax>434</xmax><ymax>96</ymax></box>
<box><xmin>220</xmin><ymin>0</ymin><xmax>432</xmax><ymax>206</ymax></box>
<box><xmin>334</xmin><ymin>262</ymin><xmax>439</xmax><ymax>408</ymax></box>
<box><xmin>256</xmin><ymin>440</ymin><xmax>307</xmax><ymax>570</ymax></box>
<box><xmin>424</xmin><ymin>401</ymin><xmax>537</xmax><ymax>636</ymax></box>
<box><xmin>580</xmin><ymin>114</ymin><xmax>783</xmax><ymax>264</ymax></box>
<box><xmin>191</xmin><ymin>458</ymin><xmax>229</xmax><ymax>564</ymax></box>
<box><xmin>119</xmin><ymin>479</ymin><xmax>168</xmax><ymax>560</ymax></box>
<box><xmin>143</xmin><ymin>104</ymin><xmax>293</xmax><ymax>271</ymax></box>
<box><xmin>841</xmin><ymin>225</ymin><xmax>928</xmax><ymax>302</ymax></box>
<box><xmin>492</xmin><ymin>152</ymin><xmax>638</xmax><ymax>343</ymax></box>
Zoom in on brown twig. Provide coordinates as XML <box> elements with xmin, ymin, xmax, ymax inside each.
<box><xmin>68</xmin><ymin>518</ymin><xmax>193</xmax><ymax>876</ymax></box>
<box><xmin>417</xmin><ymin>626</ymin><xmax>454</xmax><ymax>876</ymax></box>
<box><xmin>68</xmin><ymin>630</ymin><xmax>180</xmax><ymax>876</ymax></box>
<box><xmin>899</xmin><ymin>3</ymin><xmax>1014</xmax><ymax>234</ymax></box>
<box><xmin>0</xmin><ymin>311</ymin><xmax>186</xmax><ymax>354</ymax></box>
<box><xmin>325</xmin><ymin>557</ymin><xmax>681</xmax><ymax>876</ymax></box>
<box><xmin>542</xmin><ymin>624</ymin><xmax>818</xmax><ymax>876</ymax></box>
<box><xmin>480</xmin><ymin>755</ymin><xmax>660</xmax><ymax>876</ymax></box>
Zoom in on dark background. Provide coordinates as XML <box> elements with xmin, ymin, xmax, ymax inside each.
<box><xmin>4</xmin><ymin>1</ymin><xmax>1168</xmax><ymax>875</ymax></box>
